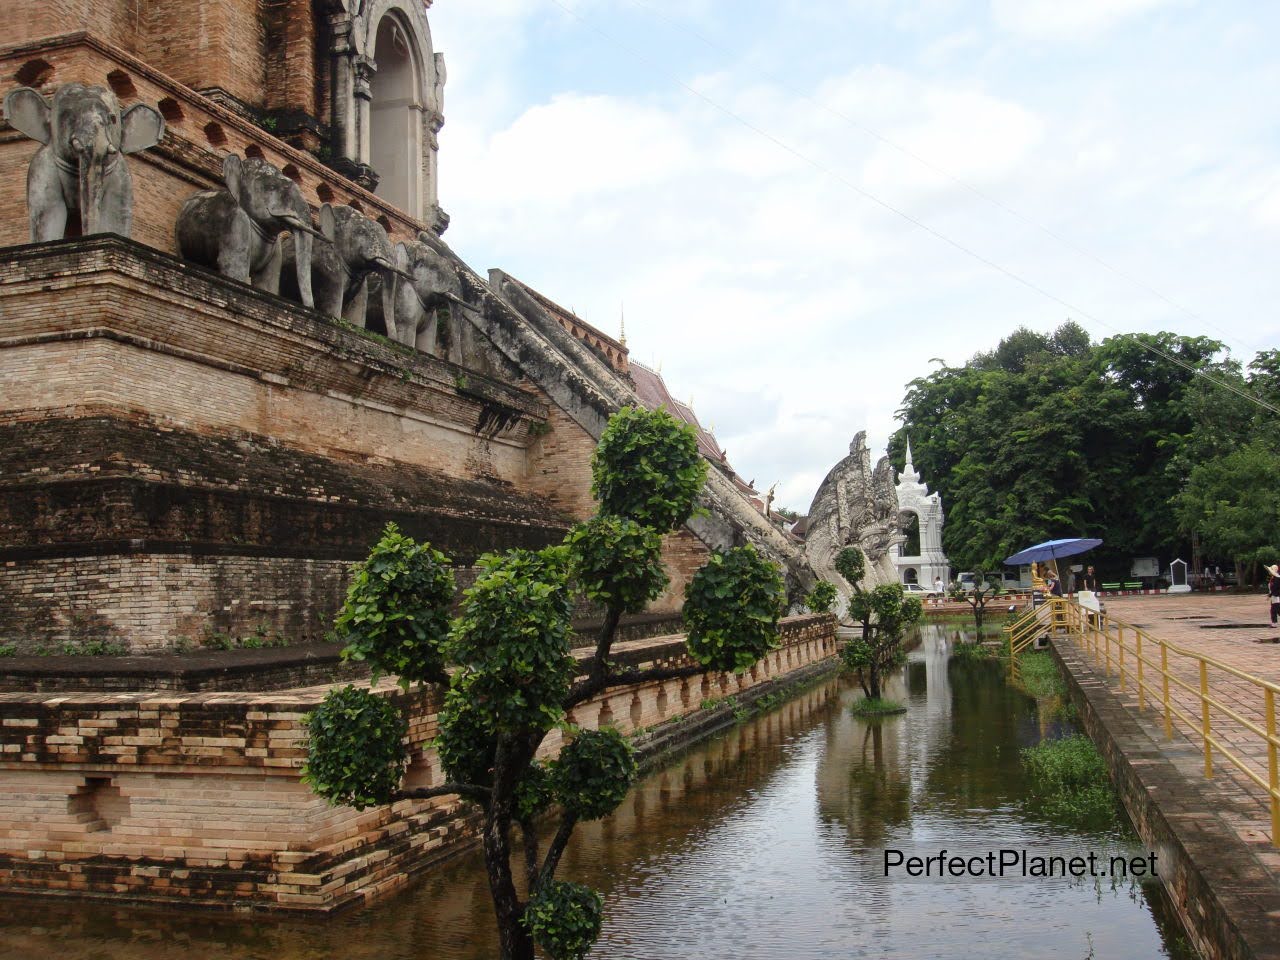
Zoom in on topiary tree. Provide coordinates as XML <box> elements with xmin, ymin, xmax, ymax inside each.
<box><xmin>835</xmin><ymin>546</ymin><xmax>922</xmax><ymax>700</ymax></box>
<box><xmin>805</xmin><ymin>579</ymin><xmax>838</xmax><ymax>614</ymax></box>
<box><xmin>303</xmin><ymin>406</ymin><xmax>786</xmax><ymax>960</ymax></box>
<box><xmin>948</xmin><ymin>570</ymin><xmax>1002</xmax><ymax>633</ymax></box>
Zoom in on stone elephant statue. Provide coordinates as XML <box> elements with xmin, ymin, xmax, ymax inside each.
<box><xmin>371</xmin><ymin>233</ymin><xmax>466</xmax><ymax>354</ymax></box>
<box><xmin>3</xmin><ymin>82</ymin><xmax>164</xmax><ymax>241</ymax></box>
<box><xmin>282</xmin><ymin>203</ymin><xmax>406</xmax><ymax>329</ymax></box>
<box><xmin>175</xmin><ymin>154</ymin><xmax>326</xmax><ymax>307</ymax></box>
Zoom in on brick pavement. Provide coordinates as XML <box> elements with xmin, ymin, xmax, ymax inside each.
<box><xmin>1075</xmin><ymin>593</ymin><xmax>1280</xmax><ymax>881</ymax></box>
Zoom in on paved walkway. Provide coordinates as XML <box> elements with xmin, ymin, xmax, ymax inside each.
<box><xmin>1077</xmin><ymin>593</ymin><xmax>1280</xmax><ymax>881</ymax></box>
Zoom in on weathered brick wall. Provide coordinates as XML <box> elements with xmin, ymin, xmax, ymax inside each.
<box><xmin>263</xmin><ymin>0</ymin><xmax>320</xmax><ymax>128</ymax></box>
<box><xmin>523</xmin><ymin>399</ymin><xmax>600</xmax><ymax>522</ymax></box>
<box><xmin>0</xmin><ymin>239</ymin><xmax>544</xmax><ymax>476</ymax></box>
<box><xmin>144</xmin><ymin>0</ymin><xmax>268</xmax><ymax>110</ymax></box>
<box><xmin>0</xmin><ymin>238</ymin><xmax>572</xmax><ymax>652</ymax></box>
<box><xmin>0</xmin><ymin>1</ymin><xmax>133</xmax><ymax>52</ymax></box>
<box><xmin>0</xmin><ymin>554</ymin><xmax>355</xmax><ymax>653</ymax></box>
<box><xmin>0</xmin><ymin>615</ymin><xmax>838</xmax><ymax>911</ymax></box>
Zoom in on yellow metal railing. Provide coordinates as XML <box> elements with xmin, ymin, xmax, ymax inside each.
<box><xmin>1051</xmin><ymin>600</ymin><xmax>1280</xmax><ymax>848</ymax></box>
<box><xmin>1003</xmin><ymin>599</ymin><xmax>1063</xmax><ymax>680</ymax></box>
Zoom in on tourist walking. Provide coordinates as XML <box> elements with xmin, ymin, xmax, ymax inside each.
<box><xmin>1267</xmin><ymin>564</ymin><xmax>1280</xmax><ymax>628</ymax></box>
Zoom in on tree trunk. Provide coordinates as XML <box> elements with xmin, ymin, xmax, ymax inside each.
<box><xmin>485</xmin><ymin>738</ymin><xmax>536</xmax><ymax>960</ymax></box>
<box><xmin>483</xmin><ymin>807</ymin><xmax>534</xmax><ymax>960</ymax></box>
<box><xmin>868</xmin><ymin>665</ymin><xmax>882</xmax><ymax>700</ymax></box>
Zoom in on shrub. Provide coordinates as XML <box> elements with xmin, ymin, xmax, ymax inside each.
<box><xmin>805</xmin><ymin>579</ymin><xmax>838</xmax><ymax>614</ymax></box>
<box><xmin>552</xmin><ymin>728</ymin><xmax>637</xmax><ymax>822</ymax></box>
<box><xmin>336</xmin><ymin>523</ymin><xmax>454</xmax><ymax>687</ymax></box>
<box><xmin>302</xmin><ymin>686</ymin><xmax>407</xmax><ymax>810</ymax></box>
<box><xmin>523</xmin><ymin>880</ymin><xmax>604</xmax><ymax>960</ymax></box>
<box><xmin>684</xmin><ymin>545</ymin><xmax>785</xmax><ymax>672</ymax></box>
<box><xmin>590</xmin><ymin>405</ymin><xmax>706</xmax><ymax>532</ymax></box>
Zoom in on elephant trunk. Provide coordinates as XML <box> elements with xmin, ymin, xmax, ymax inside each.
<box><xmin>73</xmin><ymin>130</ymin><xmax>114</xmax><ymax>235</ymax></box>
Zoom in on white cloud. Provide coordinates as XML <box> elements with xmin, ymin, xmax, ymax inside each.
<box><xmin>430</xmin><ymin>3</ymin><xmax>1280</xmax><ymax>510</ymax></box>
<box><xmin>990</xmin><ymin>0</ymin><xmax>1181</xmax><ymax>39</ymax></box>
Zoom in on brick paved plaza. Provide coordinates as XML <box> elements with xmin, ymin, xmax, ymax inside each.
<box><xmin>1079</xmin><ymin>593</ymin><xmax>1280</xmax><ymax>882</ymax></box>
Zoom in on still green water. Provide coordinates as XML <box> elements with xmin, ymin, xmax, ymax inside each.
<box><xmin>0</xmin><ymin>625</ymin><xmax>1196</xmax><ymax>959</ymax></box>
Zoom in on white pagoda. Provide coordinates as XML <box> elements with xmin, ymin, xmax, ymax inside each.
<box><xmin>892</xmin><ymin>441</ymin><xmax>951</xmax><ymax>589</ymax></box>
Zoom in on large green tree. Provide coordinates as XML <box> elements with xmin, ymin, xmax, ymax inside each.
<box><xmin>1174</xmin><ymin>440</ymin><xmax>1280</xmax><ymax>583</ymax></box>
<box><xmin>893</xmin><ymin>324</ymin><xmax>1242</xmax><ymax>575</ymax></box>
<box><xmin>303</xmin><ymin>407</ymin><xmax>786</xmax><ymax>960</ymax></box>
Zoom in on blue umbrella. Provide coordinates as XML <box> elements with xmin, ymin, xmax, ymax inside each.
<box><xmin>1004</xmin><ymin>538</ymin><xmax>1103</xmax><ymax>566</ymax></box>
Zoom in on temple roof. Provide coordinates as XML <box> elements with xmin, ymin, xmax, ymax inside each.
<box><xmin>630</xmin><ymin>361</ymin><xmax>734</xmax><ymax>473</ymax></box>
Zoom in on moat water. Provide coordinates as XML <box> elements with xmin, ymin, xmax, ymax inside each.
<box><xmin>0</xmin><ymin>626</ymin><xmax>1197</xmax><ymax>959</ymax></box>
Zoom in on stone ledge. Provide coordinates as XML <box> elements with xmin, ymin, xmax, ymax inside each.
<box><xmin>1052</xmin><ymin>639</ymin><xmax>1280</xmax><ymax>960</ymax></box>
<box><xmin>0</xmin><ymin>236</ymin><xmax>548</xmax><ymax>445</ymax></box>
<box><xmin>0</xmin><ymin>615</ymin><xmax>839</xmax><ymax>911</ymax></box>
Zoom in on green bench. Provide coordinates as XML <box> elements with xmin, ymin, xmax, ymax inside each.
<box><xmin>1101</xmin><ymin>582</ymin><xmax>1122</xmax><ymax>591</ymax></box>
<box><xmin>1123</xmin><ymin>581</ymin><xmax>1143</xmax><ymax>590</ymax></box>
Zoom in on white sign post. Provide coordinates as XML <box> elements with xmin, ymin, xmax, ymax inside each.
<box><xmin>1168</xmin><ymin>558</ymin><xmax>1191</xmax><ymax>594</ymax></box>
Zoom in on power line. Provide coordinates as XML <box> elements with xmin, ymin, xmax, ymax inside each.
<box><xmin>545</xmin><ymin>0</ymin><xmax>1280</xmax><ymax>417</ymax></box>
<box><xmin>617</xmin><ymin>0</ymin><xmax>1257</xmax><ymax>358</ymax></box>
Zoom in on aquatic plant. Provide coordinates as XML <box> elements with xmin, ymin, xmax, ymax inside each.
<box><xmin>1021</xmin><ymin>734</ymin><xmax>1118</xmax><ymax>826</ymax></box>
<box><xmin>850</xmin><ymin>697</ymin><xmax>906</xmax><ymax>716</ymax></box>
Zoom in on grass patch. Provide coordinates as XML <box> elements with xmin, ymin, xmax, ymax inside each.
<box><xmin>60</xmin><ymin>640</ymin><xmax>127</xmax><ymax>656</ymax></box>
<box><xmin>1021</xmin><ymin>734</ymin><xmax>1118</xmax><ymax>826</ymax></box>
<box><xmin>1016</xmin><ymin>650</ymin><xmax>1067</xmax><ymax>699</ymax></box>
<box><xmin>850</xmin><ymin>697</ymin><xmax>906</xmax><ymax>716</ymax></box>
<box><xmin>951</xmin><ymin>640</ymin><xmax>1001</xmax><ymax>663</ymax></box>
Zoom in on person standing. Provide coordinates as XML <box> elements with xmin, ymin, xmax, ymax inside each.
<box><xmin>1080</xmin><ymin>565</ymin><xmax>1098</xmax><ymax>592</ymax></box>
<box><xmin>1267</xmin><ymin>564</ymin><xmax>1280</xmax><ymax>628</ymax></box>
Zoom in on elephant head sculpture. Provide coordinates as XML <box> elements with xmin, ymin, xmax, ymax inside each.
<box><xmin>3</xmin><ymin>82</ymin><xmax>164</xmax><ymax>241</ymax></box>
<box><xmin>374</xmin><ymin>234</ymin><xmax>465</xmax><ymax>354</ymax></box>
<box><xmin>176</xmin><ymin>154</ymin><xmax>326</xmax><ymax>307</ymax></box>
<box><xmin>284</xmin><ymin>203</ymin><xmax>406</xmax><ymax>329</ymax></box>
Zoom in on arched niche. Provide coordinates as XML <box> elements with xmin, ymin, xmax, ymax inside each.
<box><xmin>369</xmin><ymin>13</ymin><xmax>423</xmax><ymax>217</ymax></box>
<box><xmin>900</xmin><ymin>511</ymin><xmax>921</xmax><ymax>556</ymax></box>
<box><xmin>902</xmin><ymin>567</ymin><xmax>919</xmax><ymax>585</ymax></box>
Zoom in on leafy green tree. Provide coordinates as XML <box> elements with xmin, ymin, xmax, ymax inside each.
<box><xmin>1174</xmin><ymin>440</ymin><xmax>1280</xmax><ymax>584</ymax></box>
<box><xmin>835</xmin><ymin>547</ymin><xmax>922</xmax><ymax>699</ymax></box>
<box><xmin>303</xmin><ymin>407</ymin><xmax>785</xmax><ymax>960</ymax></box>
<box><xmin>947</xmin><ymin>572</ymin><xmax>1003</xmax><ymax>633</ymax></box>
<box><xmin>894</xmin><ymin>325</ymin><xmax>1236</xmax><ymax>572</ymax></box>
<box><xmin>805</xmin><ymin>579</ymin><xmax>838</xmax><ymax>614</ymax></box>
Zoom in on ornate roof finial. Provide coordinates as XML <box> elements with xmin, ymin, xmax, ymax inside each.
<box><xmin>899</xmin><ymin>437</ymin><xmax>921</xmax><ymax>484</ymax></box>
<box><xmin>619</xmin><ymin>304</ymin><xmax>627</xmax><ymax>346</ymax></box>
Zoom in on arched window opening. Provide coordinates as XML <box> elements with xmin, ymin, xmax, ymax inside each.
<box><xmin>902</xmin><ymin>512</ymin><xmax>921</xmax><ymax>556</ymax></box>
<box><xmin>903</xmin><ymin>568</ymin><xmax>919</xmax><ymax>585</ymax></box>
<box><xmin>370</xmin><ymin>15</ymin><xmax>422</xmax><ymax>218</ymax></box>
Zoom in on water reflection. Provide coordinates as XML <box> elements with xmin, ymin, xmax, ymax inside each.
<box><xmin>0</xmin><ymin>625</ymin><xmax>1195</xmax><ymax>960</ymax></box>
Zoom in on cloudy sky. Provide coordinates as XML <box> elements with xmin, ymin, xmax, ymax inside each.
<box><xmin>429</xmin><ymin>0</ymin><xmax>1280</xmax><ymax>512</ymax></box>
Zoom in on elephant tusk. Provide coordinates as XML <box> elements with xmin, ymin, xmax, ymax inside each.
<box><xmin>371</xmin><ymin>257</ymin><xmax>415</xmax><ymax>282</ymax></box>
<box><xmin>272</xmin><ymin>211</ymin><xmax>332</xmax><ymax>243</ymax></box>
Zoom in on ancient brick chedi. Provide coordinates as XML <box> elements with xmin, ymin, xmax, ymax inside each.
<box><xmin>0</xmin><ymin>2</ymin><xmax>816</xmax><ymax>655</ymax></box>
<box><xmin>0</xmin><ymin>0</ymin><xmax>840</xmax><ymax>912</ymax></box>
